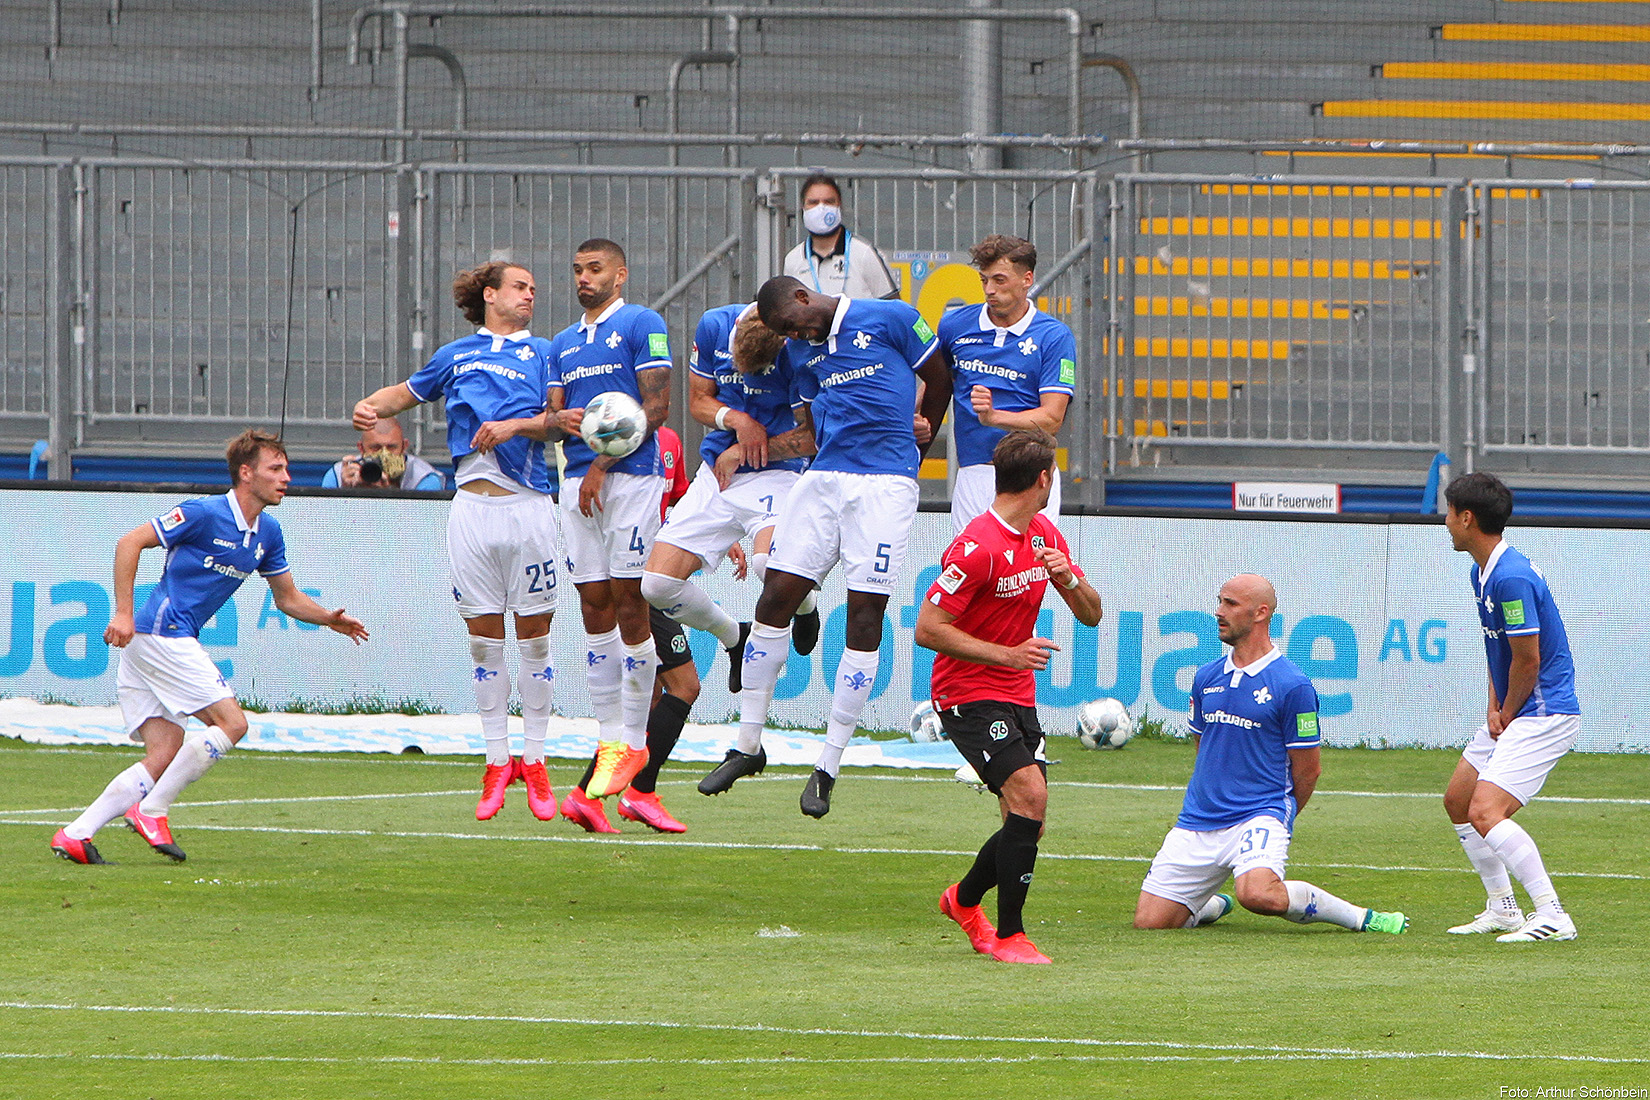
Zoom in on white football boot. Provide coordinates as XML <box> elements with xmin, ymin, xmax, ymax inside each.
<box><xmin>1447</xmin><ymin>907</ymin><xmax>1525</xmax><ymax>935</ymax></box>
<box><xmin>1495</xmin><ymin>910</ymin><xmax>1578</xmax><ymax>943</ymax></box>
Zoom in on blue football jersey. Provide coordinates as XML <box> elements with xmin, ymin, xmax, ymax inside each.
<box><xmin>939</xmin><ymin>303</ymin><xmax>1077</xmax><ymax>467</ymax></box>
<box><xmin>690</xmin><ymin>302</ymin><xmax>807</xmax><ymax>474</ymax></box>
<box><xmin>134</xmin><ymin>493</ymin><xmax>291</xmax><ymax>639</ymax></box>
<box><xmin>547</xmin><ymin>299</ymin><xmax>671</xmax><ymax>479</ymax></box>
<box><xmin>788</xmin><ymin>297</ymin><xmax>939</xmax><ymax>478</ymax></box>
<box><xmin>1178</xmin><ymin>648</ymin><xmax>1321</xmax><ymax>831</ymax></box>
<box><xmin>1472</xmin><ymin>542</ymin><xmax>1580</xmax><ymax>717</ymax></box>
<box><xmin>405</xmin><ymin>329</ymin><xmax>555</xmax><ymax>493</ymax></box>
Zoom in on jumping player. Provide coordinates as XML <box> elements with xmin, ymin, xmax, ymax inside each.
<box><xmin>699</xmin><ymin>275</ymin><xmax>950</xmax><ymax>817</ymax></box>
<box><xmin>1440</xmin><ymin>472</ymin><xmax>1581</xmax><ymax>942</ymax></box>
<box><xmin>51</xmin><ymin>430</ymin><xmax>368</xmax><ymax>865</ymax></box>
<box><xmin>546</xmin><ymin>239</ymin><xmax>672</xmax><ymax>802</ymax></box>
<box><xmin>642</xmin><ymin>301</ymin><xmax>819</xmax><ymax>703</ymax></box>
<box><xmin>937</xmin><ymin>234</ymin><xmax>1076</xmax><ymax>534</ymax></box>
<box><xmin>916</xmin><ymin>428</ymin><xmax>1101</xmax><ymax>964</ymax></box>
<box><xmin>1133</xmin><ymin>574</ymin><xmax>1409</xmax><ymax>937</ymax></box>
<box><xmin>349</xmin><ymin>261</ymin><xmax>561</xmax><ymax>823</ymax></box>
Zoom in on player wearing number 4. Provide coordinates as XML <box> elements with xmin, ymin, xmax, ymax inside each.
<box><xmin>51</xmin><ymin>431</ymin><xmax>369</xmax><ymax>865</ymax></box>
<box><xmin>351</xmin><ymin>261</ymin><xmax>562</xmax><ymax>823</ymax></box>
<box><xmin>917</xmin><ymin>428</ymin><xmax>1101</xmax><ymax>964</ymax></box>
<box><xmin>546</xmin><ymin>239</ymin><xmax>673</xmax><ymax>803</ymax></box>
<box><xmin>1441</xmin><ymin>473</ymin><xmax>1581</xmax><ymax>943</ymax></box>
<box><xmin>1133</xmin><ymin>574</ymin><xmax>1409</xmax><ymax>936</ymax></box>
<box><xmin>699</xmin><ymin>275</ymin><xmax>951</xmax><ymax>816</ymax></box>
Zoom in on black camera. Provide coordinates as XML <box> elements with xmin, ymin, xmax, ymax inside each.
<box><xmin>358</xmin><ymin>457</ymin><xmax>385</xmax><ymax>484</ymax></box>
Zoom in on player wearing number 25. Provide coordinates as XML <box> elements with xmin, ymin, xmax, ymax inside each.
<box><xmin>1133</xmin><ymin>574</ymin><xmax>1410</xmax><ymax>937</ymax></box>
<box><xmin>351</xmin><ymin>261</ymin><xmax>562</xmax><ymax>823</ymax></box>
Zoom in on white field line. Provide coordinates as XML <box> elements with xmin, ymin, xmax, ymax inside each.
<box><xmin>1</xmin><ymin>1001</ymin><xmax>1645</xmax><ymax>1066</ymax></box>
<box><xmin>1</xmin><ymin>815</ymin><xmax>1643</xmax><ymax>880</ymax></box>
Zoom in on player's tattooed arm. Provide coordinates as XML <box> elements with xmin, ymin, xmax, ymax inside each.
<box><xmin>547</xmin><ymin>386</ymin><xmax>581</xmax><ymax>439</ymax></box>
<box><xmin>638</xmin><ymin>365</ymin><xmax>671</xmax><ymax>435</ymax></box>
<box><xmin>766</xmin><ymin>403</ymin><xmax>817</xmax><ymax>461</ymax></box>
<box><xmin>914</xmin><ymin>356</ymin><xmax>952</xmax><ymax>457</ymax></box>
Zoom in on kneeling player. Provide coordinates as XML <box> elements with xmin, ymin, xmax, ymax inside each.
<box><xmin>52</xmin><ymin>431</ymin><xmax>368</xmax><ymax>865</ymax></box>
<box><xmin>915</xmin><ymin>429</ymin><xmax>1101</xmax><ymax>964</ymax></box>
<box><xmin>1133</xmin><ymin>574</ymin><xmax>1408</xmax><ymax>936</ymax></box>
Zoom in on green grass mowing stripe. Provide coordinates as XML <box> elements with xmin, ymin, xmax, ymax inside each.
<box><xmin>4</xmin><ymin>1001</ymin><xmax>1648</xmax><ymax>1064</ymax></box>
<box><xmin>6</xmin><ymin>817</ymin><xmax>1645</xmax><ymax>879</ymax></box>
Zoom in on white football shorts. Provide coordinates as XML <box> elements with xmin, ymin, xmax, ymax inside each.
<box><xmin>116</xmin><ymin>632</ymin><xmax>234</xmax><ymax>739</ymax></box>
<box><xmin>447</xmin><ymin>489</ymin><xmax>561</xmax><ymax>618</ymax></box>
<box><xmin>951</xmin><ymin>462</ymin><xmax>1062</xmax><ymax>535</ymax></box>
<box><xmin>656</xmin><ymin>465</ymin><xmax>794</xmax><ymax>572</ymax></box>
<box><xmin>1140</xmin><ymin>814</ymin><xmax>1292</xmax><ymax>914</ymax></box>
<box><xmin>767</xmin><ymin>469</ymin><xmax>918</xmax><ymax>593</ymax></box>
<box><xmin>1461</xmin><ymin>712</ymin><xmax>1581</xmax><ymax>806</ymax></box>
<box><xmin>561</xmin><ymin>471</ymin><xmax>665</xmax><ymax>583</ymax></box>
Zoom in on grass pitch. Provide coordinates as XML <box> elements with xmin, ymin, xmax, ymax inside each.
<box><xmin>2</xmin><ymin>736</ymin><xmax>1646</xmax><ymax>1099</ymax></box>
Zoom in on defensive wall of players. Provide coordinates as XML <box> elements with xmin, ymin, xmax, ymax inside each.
<box><xmin>2</xmin><ymin>483</ymin><xmax>1642</xmax><ymax>751</ymax></box>
<box><xmin>5</xmin><ymin>156</ymin><xmax>1650</xmax><ymax>496</ymax></box>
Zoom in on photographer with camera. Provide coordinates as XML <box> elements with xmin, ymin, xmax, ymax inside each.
<box><xmin>323</xmin><ymin>418</ymin><xmax>445</xmax><ymax>490</ymax></box>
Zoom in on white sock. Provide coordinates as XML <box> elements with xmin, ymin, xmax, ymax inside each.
<box><xmin>517</xmin><ymin>635</ymin><xmax>553</xmax><ymax>765</ymax></box>
<box><xmin>641</xmin><ymin>570</ymin><xmax>740</xmax><ymax>647</ymax></box>
<box><xmin>584</xmin><ymin>627</ymin><xmax>624</xmax><ymax>743</ymax></box>
<box><xmin>751</xmin><ymin>552</ymin><xmax>768</xmax><ymax>583</ymax></box>
<box><xmin>1191</xmin><ymin>894</ymin><xmax>1229</xmax><ymax>927</ymax></box>
<box><xmin>737</xmin><ymin>621</ymin><xmax>792</xmax><ymax>754</ymax></box>
<box><xmin>1454</xmin><ymin>821</ymin><xmax>1515</xmax><ymax>903</ymax></box>
<box><xmin>140</xmin><ymin>727</ymin><xmax>233</xmax><ymax>816</ymax></box>
<box><xmin>817</xmin><ymin>647</ymin><xmax>878</xmax><ymax>778</ymax></box>
<box><xmin>1485</xmin><ymin>818</ymin><xmax>1561</xmax><ymax>912</ymax></box>
<box><xmin>1283</xmin><ymin>880</ymin><xmax>1370</xmax><ymax>930</ymax></box>
<box><xmin>797</xmin><ymin>588</ymin><xmax>818</xmax><ymax>616</ymax></box>
<box><xmin>620</xmin><ymin>636</ymin><xmax>659</xmax><ymax>751</ymax></box>
<box><xmin>65</xmin><ymin>762</ymin><xmax>155</xmax><ymax>840</ymax></box>
<box><xmin>469</xmin><ymin>636</ymin><xmax>512</xmax><ymax>767</ymax></box>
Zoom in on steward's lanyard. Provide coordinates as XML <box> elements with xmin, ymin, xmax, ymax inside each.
<box><xmin>806</xmin><ymin>230</ymin><xmax>851</xmax><ymax>293</ymax></box>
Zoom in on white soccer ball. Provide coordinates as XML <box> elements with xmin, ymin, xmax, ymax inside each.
<box><xmin>579</xmin><ymin>391</ymin><xmax>648</xmax><ymax>457</ymax></box>
<box><xmin>910</xmin><ymin>700</ymin><xmax>947</xmax><ymax>742</ymax></box>
<box><xmin>1077</xmin><ymin>697</ymin><xmax>1133</xmax><ymax>749</ymax></box>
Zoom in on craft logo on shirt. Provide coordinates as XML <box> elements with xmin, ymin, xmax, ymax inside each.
<box><xmin>158</xmin><ymin>507</ymin><xmax>186</xmax><ymax>531</ymax></box>
<box><xmin>936</xmin><ymin>563</ymin><xmax>968</xmax><ymax>594</ymax></box>
<box><xmin>1018</xmin><ymin>336</ymin><xmax>1038</xmax><ymax>356</ymax></box>
<box><xmin>606</xmin><ymin>331</ymin><xmax>623</xmax><ymax>350</ymax></box>
<box><xmin>912</xmin><ymin>316</ymin><xmax>935</xmax><ymax>343</ymax></box>
<box><xmin>1253</xmin><ymin>685</ymin><xmax>1273</xmax><ymax>705</ymax></box>
<box><xmin>648</xmin><ymin>332</ymin><xmax>670</xmax><ymax>358</ymax></box>
<box><xmin>1297</xmin><ymin>712</ymin><xmax>1319</xmax><ymax>738</ymax></box>
<box><xmin>212</xmin><ymin>538</ymin><xmax>235</xmax><ymax>548</ymax></box>
<box><xmin>1503</xmin><ymin>599</ymin><xmax>1526</xmax><ymax>626</ymax></box>
<box><xmin>852</xmin><ymin>331</ymin><xmax>872</xmax><ymax>350</ymax></box>
<box><xmin>1059</xmin><ymin>357</ymin><xmax>1076</xmax><ymax>385</ymax></box>
<box><xmin>514</xmin><ymin>345</ymin><xmax>534</xmax><ymax>361</ymax></box>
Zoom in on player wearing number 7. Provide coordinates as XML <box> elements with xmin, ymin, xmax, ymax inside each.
<box><xmin>1133</xmin><ymin>574</ymin><xmax>1409</xmax><ymax>936</ymax></box>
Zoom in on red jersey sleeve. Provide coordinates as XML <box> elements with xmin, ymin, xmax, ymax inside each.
<box><xmin>925</xmin><ymin>535</ymin><xmax>992</xmax><ymax>618</ymax></box>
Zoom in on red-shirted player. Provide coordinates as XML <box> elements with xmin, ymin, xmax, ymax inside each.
<box><xmin>561</xmin><ymin>426</ymin><xmax>719</xmax><ymax>834</ymax></box>
<box><xmin>915</xmin><ymin>428</ymin><xmax>1102</xmax><ymax>964</ymax></box>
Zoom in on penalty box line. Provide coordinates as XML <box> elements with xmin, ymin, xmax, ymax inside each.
<box><xmin>1</xmin><ymin>1000</ymin><xmax>1646</xmax><ymax>1066</ymax></box>
<box><xmin>0</xmin><ymin>817</ymin><xmax>1642</xmax><ymax>880</ymax></box>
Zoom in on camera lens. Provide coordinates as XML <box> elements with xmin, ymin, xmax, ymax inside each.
<box><xmin>359</xmin><ymin>458</ymin><xmax>383</xmax><ymax>484</ymax></box>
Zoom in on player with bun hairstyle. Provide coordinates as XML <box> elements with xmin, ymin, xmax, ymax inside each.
<box><xmin>348</xmin><ymin>260</ymin><xmax>562</xmax><ymax>823</ymax></box>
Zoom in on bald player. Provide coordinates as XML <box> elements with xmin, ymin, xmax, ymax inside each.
<box><xmin>1133</xmin><ymin>574</ymin><xmax>1409</xmax><ymax>936</ymax></box>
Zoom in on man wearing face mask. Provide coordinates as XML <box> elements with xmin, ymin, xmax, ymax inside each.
<box><xmin>781</xmin><ymin>173</ymin><xmax>901</xmax><ymax>301</ymax></box>
<box><xmin>323</xmin><ymin>418</ymin><xmax>446</xmax><ymax>490</ymax></box>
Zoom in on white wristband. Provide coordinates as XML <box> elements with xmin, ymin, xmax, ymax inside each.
<box><xmin>1062</xmin><ymin>573</ymin><xmax>1081</xmax><ymax>591</ymax></box>
<box><xmin>715</xmin><ymin>406</ymin><xmax>731</xmax><ymax>431</ymax></box>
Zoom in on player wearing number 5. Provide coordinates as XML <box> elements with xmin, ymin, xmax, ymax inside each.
<box><xmin>698</xmin><ymin>275</ymin><xmax>950</xmax><ymax>818</ymax></box>
<box><xmin>1133</xmin><ymin>574</ymin><xmax>1409</xmax><ymax>936</ymax></box>
<box><xmin>350</xmin><ymin>261</ymin><xmax>562</xmax><ymax>824</ymax></box>
<box><xmin>546</xmin><ymin>239</ymin><xmax>673</xmax><ymax>801</ymax></box>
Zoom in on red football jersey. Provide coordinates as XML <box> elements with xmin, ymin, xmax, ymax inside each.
<box><xmin>926</xmin><ymin>509</ymin><xmax>1083</xmax><ymax>710</ymax></box>
<box><xmin>656</xmin><ymin>426</ymin><xmax>690</xmax><ymax>521</ymax></box>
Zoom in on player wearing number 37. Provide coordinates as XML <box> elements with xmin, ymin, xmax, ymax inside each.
<box><xmin>1132</xmin><ymin>574</ymin><xmax>1409</xmax><ymax>936</ymax></box>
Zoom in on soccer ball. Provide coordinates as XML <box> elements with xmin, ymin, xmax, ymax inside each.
<box><xmin>579</xmin><ymin>391</ymin><xmax>647</xmax><ymax>457</ymax></box>
<box><xmin>1077</xmin><ymin>697</ymin><xmax>1133</xmax><ymax>749</ymax></box>
<box><xmin>910</xmin><ymin>700</ymin><xmax>947</xmax><ymax>742</ymax></box>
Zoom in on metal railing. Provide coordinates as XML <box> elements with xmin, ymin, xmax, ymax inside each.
<box><xmin>7</xmin><ymin>152</ymin><xmax>1650</xmax><ymax>488</ymax></box>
